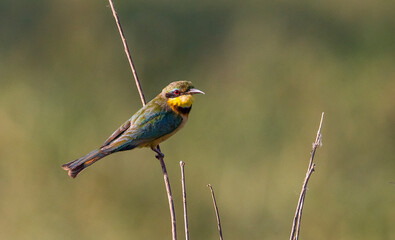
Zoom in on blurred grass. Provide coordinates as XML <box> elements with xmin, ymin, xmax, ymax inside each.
<box><xmin>0</xmin><ymin>0</ymin><xmax>394</xmax><ymax>239</ymax></box>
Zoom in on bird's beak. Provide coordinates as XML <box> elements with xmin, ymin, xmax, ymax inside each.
<box><xmin>188</xmin><ymin>88</ymin><xmax>205</xmax><ymax>95</ymax></box>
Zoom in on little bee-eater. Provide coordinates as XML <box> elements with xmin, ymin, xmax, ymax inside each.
<box><xmin>62</xmin><ymin>81</ymin><xmax>204</xmax><ymax>178</ymax></box>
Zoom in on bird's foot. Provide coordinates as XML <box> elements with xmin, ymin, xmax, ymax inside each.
<box><xmin>155</xmin><ymin>152</ymin><xmax>164</xmax><ymax>159</ymax></box>
<box><xmin>151</xmin><ymin>146</ymin><xmax>165</xmax><ymax>159</ymax></box>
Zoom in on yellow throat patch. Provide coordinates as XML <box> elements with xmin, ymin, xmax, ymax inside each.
<box><xmin>167</xmin><ymin>95</ymin><xmax>195</xmax><ymax>109</ymax></box>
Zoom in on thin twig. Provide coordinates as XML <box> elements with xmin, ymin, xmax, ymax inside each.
<box><xmin>208</xmin><ymin>184</ymin><xmax>224</xmax><ymax>240</ymax></box>
<box><xmin>295</xmin><ymin>164</ymin><xmax>315</xmax><ymax>238</ymax></box>
<box><xmin>107</xmin><ymin>1</ymin><xmax>176</xmax><ymax>239</ymax></box>
<box><xmin>108</xmin><ymin>0</ymin><xmax>146</xmax><ymax>106</ymax></box>
<box><xmin>180</xmin><ymin>161</ymin><xmax>189</xmax><ymax>240</ymax></box>
<box><xmin>289</xmin><ymin>112</ymin><xmax>324</xmax><ymax>240</ymax></box>
<box><xmin>156</xmin><ymin>147</ymin><xmax>177</xmax><ymax>240</ymax></box>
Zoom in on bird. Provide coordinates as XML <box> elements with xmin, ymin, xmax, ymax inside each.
<box><xmin>62</xmin><ymin>81</ymin><xmax>204</xmax><ymax>178</ymax></box>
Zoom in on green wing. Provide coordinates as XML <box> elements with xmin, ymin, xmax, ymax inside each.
<box><xmin>102</xmin><ymin>119</ymin><xmax>131</xmax><ymax>147</ymax></box>
<box><xmin>101</xmin><ymin>109</ymin><xmax>183</xmax><ymax>152</ymax></box>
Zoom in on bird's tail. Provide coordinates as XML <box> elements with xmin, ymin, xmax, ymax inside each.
<box><xmin>62</xmin><ymin>149</ymin><xmax>108</xmax><ymax>178</ymax></box>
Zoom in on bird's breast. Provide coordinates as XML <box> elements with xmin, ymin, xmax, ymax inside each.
<box><xmin>148</xmin><ymin>114</ymin><xmax>188</xmax><ymax>148</ymax></box>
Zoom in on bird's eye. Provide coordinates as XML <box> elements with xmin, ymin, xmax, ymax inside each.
<box><xmin>173</xmin><ymin>90</ymin><xmax>180</xmax><ymax>95</ymax></box>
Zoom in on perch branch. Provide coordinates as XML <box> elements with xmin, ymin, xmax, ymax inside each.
<box><xmin>108</xmin><ymin>1</ymin><xmax>176</xmax><ymax>239</ymax></box>
<box><xmin>289</xmin><ymin>112</ymin><xmax>324</xmax><ymax>240</ymax></box>
<box><xmin>155</xmin><ymin>146</ymin><xmax>177</xmax><ymax>240</ymax></box>
<box><xmin>208</xmin><ymin>184</ymin><xmax>224</xmax><ymax>240</ymax></box>
<box><xmin>180</xmin><ymin>161</ymin><xmax>190</xmax><ymax>240</ymax></box>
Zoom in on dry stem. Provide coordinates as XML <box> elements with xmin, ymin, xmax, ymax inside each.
<box><xmin>108</xmin><ymin>1</ymin><xmax>176</xmax><ymax>239</ymax></box>
<box><xmin>155</xmin><ymin>146</ymin><xmax>177</xmax><ymax>240</ymax></box>
<box><xmin>208</xmin><ymin>184</ymin><xmax>224</xmax><ymax>240</ymax></box>
<box><xmin>289</xmin><ymin>112</ymin><xmax>324</xmax><ymax>240</ymax></box>
<box><xmin>108</xmin><ymin>0</ymin><xmax>146</xmax><ymax>106</ymax></box>
<box><xmin>180</xmin><ymin>161</ymin><xmax>189</xmax><ymax>240</ymax></box>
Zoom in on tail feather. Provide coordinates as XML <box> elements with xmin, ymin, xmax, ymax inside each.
<box><xmin>62</xmin><ymin>149</ymin><xmax>108</xmax><ymax>178</ymax></box>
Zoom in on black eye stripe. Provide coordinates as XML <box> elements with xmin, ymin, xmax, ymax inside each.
<box><xmin>165</xmin><ymin>91</ymin><xmax>187</xmax><ymax>98</ymax></box>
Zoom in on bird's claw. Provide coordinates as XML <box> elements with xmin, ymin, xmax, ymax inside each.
<box><xmin>152</xmin><ymin>146</ymin><xmax>164</xmax><ymax>159</ymax></box>
<box><xmin>155</xmin><ymin>152</ymin><xmax>165</xmax><ymax>159</ymax></box>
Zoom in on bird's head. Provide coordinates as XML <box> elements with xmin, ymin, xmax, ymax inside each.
<box><xmin>162</xmin><ymin>81</ymin><xmax>204</xmax><ymax>113</ymax></box>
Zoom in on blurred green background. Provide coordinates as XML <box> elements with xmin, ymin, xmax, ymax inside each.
<box><xmin>1</xmin><ymin>0</ymin><xmax>394</xmax><ymax>239</ymax></box>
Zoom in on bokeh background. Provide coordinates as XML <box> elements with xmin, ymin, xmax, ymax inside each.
<box><xmin>1</xmin><ymin>0</ymin><xmax>394</xmax><ymax>239</ymax></box>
